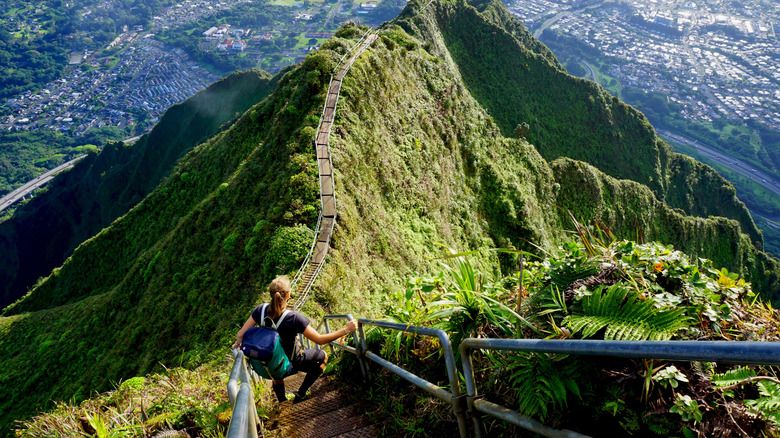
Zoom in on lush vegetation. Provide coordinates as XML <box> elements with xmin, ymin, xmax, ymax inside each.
<box><xmin>0</xmin><ymin>68</ymin><xmax>277</xmax><ymax>310</ymax></box>
<box><xmin>0</xmin><ymin>29</ymin><xmax>350</xmax><ymax>435</ymax></box>
<box><xmin>427</xmin><ymin>0</ymin><xmax>761</xmax><ymax>248</ymax></box>
<box><xmin>14</xmin><ymin>354</ymin><xmax>241</xmax><ymax>438</ymax></box>
<box><xmin>356</xmin><ymin>235</ymin><xmax>780</xmax><ymax>436</ymax></box>
<box><xmin>2</xmin><ymin>0</ymin><xmax>780</xmax><ymax>436</ymax></box>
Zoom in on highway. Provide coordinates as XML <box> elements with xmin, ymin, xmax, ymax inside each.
<box><xmin>533</xmin><ymin>1</ymin><xmax>606</xmax><ymax>39</ymax></box>
<box><xmin>658</xmin><ymin>129</ymin><xmax>780</xmax><ymax>198</ymax></box>
<box><xmin>581</xmin><ymin>60</ymin><xmax>599</xmax><ymax>84</ymax></box>
<box><xmin>122</xmin><ymin>135</ymin><xmax>143</xmax><ymax>144</ymax></box>
<box><xmin>0</xmin><ymin>155</ymin><xmax>88</xmax><ymax>213</ymax></box>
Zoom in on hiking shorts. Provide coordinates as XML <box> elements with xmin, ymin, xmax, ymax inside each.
<box><xmin>291</xmin><ymin>348</ymin><xmax>326</xmax><ymax>374</ymax></box>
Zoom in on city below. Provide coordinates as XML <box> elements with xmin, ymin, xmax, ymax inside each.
<box><xmin>510</xmin><ymin>0</ymin><xmax>779</xmax><ymax>132</ymax></box>
<box><xmin>1</xmin><ymin>0</ymin><xmax>777</xmax><ymax>161</ymax></box>
<box><xmin>0</xmin><ymin>0</ymin><xmax>352</xmax><ymax>136</ymax></box>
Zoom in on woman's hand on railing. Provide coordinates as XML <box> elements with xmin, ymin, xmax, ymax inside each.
<box><xmin>345</xmin><ymin>319</ymin><xmax>358</xmax><ymax>334</ymax></box>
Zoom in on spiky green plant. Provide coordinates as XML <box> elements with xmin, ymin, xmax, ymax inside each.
<box><xmin>565</xmin><ymin>284</ymin><xmax>691</xmax><ymax>340</ymax></box>
<box><xmin>428</xmin><ymin>253</ymin><xmax>540</xmax><ymax>349</ymax></box>
<box><xmin>747</xmin><ymin>382</ymin><xmax>780</xmax><ymax>425</ymax></box>
<box><xmin>381</xmin><ymin>275</ymin><xmax>440</xmax><ymax>361</ymax></box>
<box><xmin>85</xmin><ymin>410</ymin><xmax>142</xmax><ymax>438</ymax></box>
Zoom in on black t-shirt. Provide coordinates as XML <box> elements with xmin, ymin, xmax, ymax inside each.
<box><xmin>250</xmin><ymin>304</ymin><xmax>310</xmax><ymax>360</ymax></box>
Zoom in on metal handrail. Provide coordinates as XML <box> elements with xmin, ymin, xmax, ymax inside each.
<box><xmin>460</xmin><ymin>339</ymin><xmax>780</xmax><ymax>438</ymax></box>
<box><xmin>295</xmin><ymin>314</ymin><xmax>780</xmax><ymax>437</ymax></box>
<box><xmin>322</xmin><ymin>314</ymin><xmax>369</xmax><ymax>380</ymax></box>
<box><xmin>339</xmin><ymin>318</ymin><xmax>469</xmax><ymax>438</ymax></box>
<box><xmin>226</xmin><ymin>349</ymin><xmax>259</xmax><ymax>438</ymax></box>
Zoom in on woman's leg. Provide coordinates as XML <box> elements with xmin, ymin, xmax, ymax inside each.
<box><xmin>272</xmin><ymin>379</ymin><xmax>286</xmax><ymax>403</ymax></box>
<box><xmin>294</xmin><ymin>349</ymin><xmax>328</xmax><ymax>403</ymax></box>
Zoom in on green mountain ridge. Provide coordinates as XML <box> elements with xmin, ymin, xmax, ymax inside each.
<box><xmin>0</xmin><ymin>68</ymin><xmax>277</xmax><ymax>310</ymax></box>
<box><xmin>1</xmin><ymin>0</ymin><xmax>779</xmax><ymax>434</ymax></box>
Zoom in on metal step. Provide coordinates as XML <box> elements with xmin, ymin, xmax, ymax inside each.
<box><xmin>281</xmin><ymin>406</ymin><xmax>373</xmax><ymax>438</ymax></box>
<box><xmin>337</xmin><ymin>422</ymin><xmax>385</xmax><ymax>438</ymax></box>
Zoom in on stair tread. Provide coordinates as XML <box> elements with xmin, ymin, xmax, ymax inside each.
<box><xmin>278</xmin><ymin>389</ymin><xmax>345</xmax><ymax>423</ymax></box>
<box><xmin>281</xmin><ymin>405</ymin><xmax>373</xmax><ymax>438</ymax></box>
<box><xmin>337</xmin><ymin>422</ymin><xmax>384</xmax><ymax>438</ymax></box>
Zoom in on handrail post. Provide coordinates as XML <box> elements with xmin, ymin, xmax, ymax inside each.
<box><xmin>461</xmin><ymin>343</ymin><xmax>483</xmax><ymax>438</ymax></box>
<box><xmin>240</xmin><ymin>358</ymin><xmax>258</xmax><ymax>437</ymax></box>
<box><xmin>321</xmin><ymin>314</ymin><xmax>368</xmax><ymax>380</ymax></box>
<box><xmin>323</xmin><ymin>318</ymin><xmax>336</xmax><ymax>356</ymax></box>
<box><xmin>351</xmin><ymin>329</ymin><xmax>367</xmax><ymax>381</ymax></box>
<box><xmin>228</xmin><ymin>349</ymin><xmax>242</xmax><ymax>406</ymax></box>
<box><xmin>435</xmin><ymin>330</ymin><xmax>468</xmax><ymax>438</ymax></box>
<box><xmin>358</xmin><ymin>319</ymin><xmax>468</xmax><ymax>438</ymax></box>
<box><xmin>227</xmin><ymin>349</ymin><xmax>259</xmax><ymax>438</ymax></box>
<box><xmin>357</xmin><ymin>320</ymin><xmax>371</xmax><ymax>381</ymax></box>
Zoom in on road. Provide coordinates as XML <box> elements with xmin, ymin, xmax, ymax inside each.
<box><xmin>123</xmin><ymin>135</ymin><xmax>143</xmax><ymax>144</ymax></box>
<box><xmin>0</xmin><ymin>155</ymin><xmax>88</xmax><ymax>213</ymax></box>
<box><xmin>581</xmin><ymin>60</ymin><xmax>599</xmax><ymax>84</ymax></box>
<box><xmin>658</xmin><ymin>129</ymin><xmax>780</xmax><ymax>198</ymax></box>
<box><xmin>533</xmin><ymin>1</ymin><xmax>606</xmax><ymax>39</ymax></box>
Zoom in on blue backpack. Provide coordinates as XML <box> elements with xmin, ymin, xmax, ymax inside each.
<box><xmin>241</xmin><ymin>304</ymin><xmax>293</xmax><ymax>380</ymax></box>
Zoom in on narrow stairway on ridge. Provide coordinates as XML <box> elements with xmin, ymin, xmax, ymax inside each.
<box><xmin>291</xmin><ymin>31</ymin><xmax>379</xmax><ymax>310</ymax></box>
<box><xmin>260</xmin><ymin>30</ymin><xmax>382</xmax><ymax>438</ymax></box>
<box><xmin>264</xmin><ymin>374</ymin><xmax>383</xmax><ymax>437</ymax></box>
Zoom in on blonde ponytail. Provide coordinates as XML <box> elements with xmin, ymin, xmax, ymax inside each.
<box><xmin>269</xmin><ymin>276</ymin><xmax>291</xmax><ymax>318</ymax></box>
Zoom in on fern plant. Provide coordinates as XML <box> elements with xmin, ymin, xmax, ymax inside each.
<box><xmin>712</xmin><ymin>366</ymin><xmax>780</xmax><ymax>426</ymax></box>
<box><xmin>564</xmin><ymin>284</ymin><xmax>690</xmax><ymax>340</ymax></box>
<box><xmin>711</xmin><ymin>366</ymin><xmax>757</xmax><ymax>388</ymax></box>
<box><xmin>504</xmin><ymin>352</ymin><xmax>584</xmax><ymax>421</ymax></box>
<box><xmin>747</xmin><ymin>381</ymin><xmax>780</xmax><ymax>425</ymax></box>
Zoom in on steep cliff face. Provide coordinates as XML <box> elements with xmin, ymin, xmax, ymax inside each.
<box><xmin>0</xmin><ymin>1</ymin><xmax>777</xmax><ymax>434</ymax></box>
<box><xmin>0</xmin><ymin>69</ymin><xmax>277</xmax><ymax>309</ymax></box>
<box><xmin>411</xmin><ymin>0</ymin><xmax>762</xmax><ymax>247</ymax></box>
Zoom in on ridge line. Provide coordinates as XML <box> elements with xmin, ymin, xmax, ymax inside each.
<box><xmin>292</xmin><ymin>31</ymin><xmax>378</xmax><ymax>311</ymax></box>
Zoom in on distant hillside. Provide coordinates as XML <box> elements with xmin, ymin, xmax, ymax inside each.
<box><xmin>427</xmin><ymin>0</ymin><xmax>762</xmax><ymax>247</ymax></box>
<box><xmin>0</xmin><ymin>69</ymin><xmax>277</xmax><ymax>310</ymax></box>
<box><xmin>0</xmin><ymin>0</ymin><xmax>778</xmax><ymax>435</ymax></box>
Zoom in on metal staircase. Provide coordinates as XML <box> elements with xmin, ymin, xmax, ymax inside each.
<box><xmin>291</xmin><ymin>31</ymin><xmax>377</xmax><ymax>312</ymax></box>
<box><xmin>227</xmin><ymin>30</ymin><xmax>378</xmax><ymax>438</ymax></box>
<box><xmin>265</xmin><ymin>374</ymin><xmax>382</xmax><ymax>437</ymax></box>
